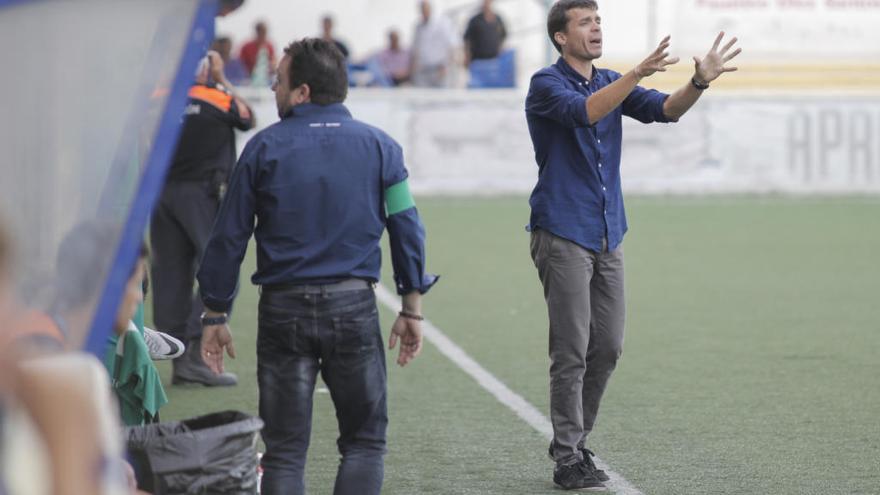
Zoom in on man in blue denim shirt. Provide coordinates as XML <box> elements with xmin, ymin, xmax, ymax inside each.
<box><xmin>196</xmin><ymin>39</ymin><xmax>437</xmax><ymax>495</ymax></box>
<box><xmin>526</xmin><ymin>0</ymin><xmax>740</xmax><ymax>490</ymax></box>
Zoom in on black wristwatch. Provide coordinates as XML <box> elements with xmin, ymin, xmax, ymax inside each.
<box><xmin>201</xmin><ymin>312</ymin><xmax>228</xmax><ymax>326</ymax></box>
<box><xmin>691</xmin><ymin>76</ymin><xmax>710</xmax><ymax>90</ymax></box>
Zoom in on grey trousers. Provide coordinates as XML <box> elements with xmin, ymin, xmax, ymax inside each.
<box><xmin>530</xmin><ymin>229</ymin><xmax>625</xmax><ymax>467</ymax></box>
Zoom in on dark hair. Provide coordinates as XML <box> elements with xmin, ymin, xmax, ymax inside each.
<box><xmin>284</xmin><ymin>38</ymin><xmax>348</xmax><ymax>105</ymax></box>
<box><xmin>547</xmin><ymin>0</ymin><xmax>599</xmax><ymax>54</ymax></box>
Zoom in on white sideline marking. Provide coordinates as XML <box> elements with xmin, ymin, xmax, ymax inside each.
<box><xmin>375</xmin><ymin>284</ymin><xmax>644</xmax><ymax>495</ymax></box>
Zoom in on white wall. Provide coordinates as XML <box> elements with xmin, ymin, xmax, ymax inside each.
<box><xmin>235</xmin><ymin>87</ymin><xmax>880</xmax><ymax>195</ymax></box>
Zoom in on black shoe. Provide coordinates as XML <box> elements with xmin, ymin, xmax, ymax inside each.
<box><xmin>547</xmin><ymin>443</ymin><xmax>610</xmax><ymax>482</ymax></box>
<box><xmin>580</xmin><ymin>448</ymin><xmax>609</xmax><ymax>482</ymax></box>
<box><xmin>553</xmin><ymin>462</ymin><xmax>606</xmax><ymax>491</ymax></box>
<box><xmin>172</xmin><ymin>340</ymin><xmax>238</xmax><ymax>387</ymax></box>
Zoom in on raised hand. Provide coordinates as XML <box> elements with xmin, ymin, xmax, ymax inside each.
<box><xmin>694</xmin><ymin>32</ymin><xmax>741</xmax><ymax>83</ymax></box>
<box><xmin>206</xmin><ymin>50</ymin><xmax>226</xmax><ymax>83</ymax></box>
<box><xmin>634</xmin><ymin>35</ymin><xmax>680</xmax><ymax>79</ymax></box>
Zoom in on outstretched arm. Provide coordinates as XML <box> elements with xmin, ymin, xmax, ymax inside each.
<box><xmin>586</xmin><ymin>36</ymin><xmax>679</xmax><ymax>125</ymax></box>
<box><xmin>526</xmin><ymin>36</ymin><xmax>678</xmax><ymax>128</ymax></box>
<box><xmin>663</xmin><ymin>32</ymin><xmax>741</xmax><ymax>120</ymax></box>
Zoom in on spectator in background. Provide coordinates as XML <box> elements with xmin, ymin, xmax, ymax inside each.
<box><xmin>150</xmin><ymin>51</ymin><xmax>254</xmax><ymax>387</ymax></box>
<box><xmin>375</xmin><ymin>30</ymin><xmax>410</xmax><ymax>86</ymax></box>
<box><xmin>239</xmin><ymin>20</ymin><xmax>276</xmax><ymax>79</ymax></box>
<box><xmin>321</xmin><ymin>15</ymin><xmax>350</xmax><ymax>59</ymax></box>
<box><xmin>212</xmin><ymin>37</ymin><xmax>249</xmax><ymax>85</ymax></box>
<box><xmin>464</xmin><ymin>0</ymin><xmax>507</xmax><ymax>65</ymax></box>
<box><xmin>411</xmin><ymin>0</ymin><xmax>459</xmax><ymax>87</ymax></box>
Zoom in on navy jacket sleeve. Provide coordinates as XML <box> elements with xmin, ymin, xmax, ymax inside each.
<box><xmin>197</xmin><ymin>137</ymin><xmax>260</xmax><ymax>312</ymax></box>
<box><xmin>619</xmin><ymin>72</ymin><xmax>675</xmax><ymax>124</ymax></box>
<box><xmin>381</xmin><ymin>140</ymin><xmax>439</xmax><ymax>295</ymax></box>
<box><xmin>525</xmin><ymin>71</ymin><xmax>590</xmax><ymax>128</ymax></box>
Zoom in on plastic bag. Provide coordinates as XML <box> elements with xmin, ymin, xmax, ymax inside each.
<box><xmin>125</xmin><ymin>410</ymin><xmax>264</xmax><ymax>494</ymax></box>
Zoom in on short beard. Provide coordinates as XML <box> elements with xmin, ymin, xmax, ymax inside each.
<box><xmin>277</xmin><ymin>102</ymin><xmax>291</xmax><ymax>119</ymax></box>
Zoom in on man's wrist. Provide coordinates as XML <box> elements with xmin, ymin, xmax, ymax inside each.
<box><xmin>398</xmin><ymin>310</ymin><xmax>424</xmax><ymax>321</ymax></box>
<box><xmin>632</xmin><ymin>67</ymin><xmax>644</xmax><ymax>81</ymax></box>
<box><xmin>691</xmin><ymin>75</ymin><xmax>710</xmax><ymax>90</ymax></box>
<box><xmin>201</xmin><ymin>311</ymin><xmax>228</xmax><ymax>326</ymax></box>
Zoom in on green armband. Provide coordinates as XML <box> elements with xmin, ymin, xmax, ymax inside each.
<box><xmin>385</xmin><ymin>179</ymin><xmax>415</xmax><ymax>215</ymax></box>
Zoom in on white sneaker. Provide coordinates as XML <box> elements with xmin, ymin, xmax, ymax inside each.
<box><xmin>140</xmin><ymin>324</ymin><xmax>185</xmax><ymax>360</ymax></box>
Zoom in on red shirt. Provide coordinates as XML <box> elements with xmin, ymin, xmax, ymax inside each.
<box><xmin>239</xmin><ymin>39</ymin><xmax>275</xmax><ymax>75</ymax></box>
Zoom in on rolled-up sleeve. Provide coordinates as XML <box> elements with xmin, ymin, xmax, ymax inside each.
<box><xmin>622</xmin><ymin>85</ymin><xmax>675</xmax><ymax>123</ymax></box>
<box><xmin>197</xmin><ymin>138</ymin><xmax>261</xmax><ymax>312</ymax></box>
<box><xmin>525</xmin><ymin>72</ymin><xmax>590</xmax><ymax>128</ymax></box>
<box><xmin>381</xmin><ymin>141</ymin><xmax>439</xmax><ymax>295</ymax></box>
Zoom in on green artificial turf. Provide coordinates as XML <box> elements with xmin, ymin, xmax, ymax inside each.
<box><xmin>152</xmin><ymin>196</ymin><xmax>880</xmax><ymax>494</ymax></box>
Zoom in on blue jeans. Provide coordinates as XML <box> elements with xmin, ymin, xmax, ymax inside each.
<box><xmin>257</xmin><ymin>286</ymin><xmax>387</xmax><ymax>495</ymax></box>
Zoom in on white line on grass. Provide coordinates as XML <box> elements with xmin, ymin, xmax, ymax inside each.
<box><xmin>374</xmin><ymin>284</ymin><xmax>644</xmax><ymax>495</ymax></box>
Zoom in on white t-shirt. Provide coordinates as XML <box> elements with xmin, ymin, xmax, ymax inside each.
<box><xmin>412</xmin><ymin>15</ymin><xmax>459</xmax><ymax>68</ymax></box>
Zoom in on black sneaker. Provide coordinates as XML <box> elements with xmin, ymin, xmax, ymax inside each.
<box><xmin>553</xmin><ymin>462</ymin><xmax>606</xmax><ymax>491</ymax></box>
<box><xmin>580</xmin><ymin>448</ymin><xmax>610</xmax><ymax>482</ymax></box>
<box><xmin>547</xmin><ymin>443</ymin><xmax>610</xmax><ymax>482</ymax></box>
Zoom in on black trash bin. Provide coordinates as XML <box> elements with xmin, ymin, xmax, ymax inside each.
<box><xmin>125</xmin><ymin>410</ymin><xmax>264</xmax><ymax>495</ymax></box>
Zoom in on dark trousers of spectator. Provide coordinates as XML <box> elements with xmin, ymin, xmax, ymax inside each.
<box><xmin>257</xmin><ymin>284</ymin><xmax>387</xmax><ymax>495</ymax></box>
<box><xmin>150</xmin><ymin>181</ymin><xmax>219</xmax><ymax>342</ymax></box>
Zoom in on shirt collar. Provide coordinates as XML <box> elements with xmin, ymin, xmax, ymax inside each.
<box><xmin>554</xmin><ymin>57</ymin><xmax>598</xmax><ymax>86</ymax></box>
<box><xmin>282</xmin><ymin>102</ymin><xmax>352</xmax><ymax>120</ymax></box>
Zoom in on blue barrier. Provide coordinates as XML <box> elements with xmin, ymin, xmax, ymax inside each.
<box><xmin>468</xmin><ymin>49</ymin><xmax>516</xmax><ymax>88</ymax></box>
<box><xmin>348</xmin><ymin>58</ymin><xmax>394</xmax><ymax>88</ymax></box>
